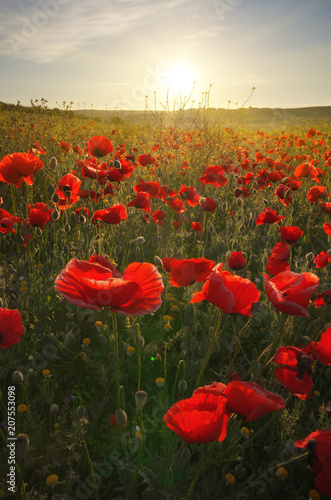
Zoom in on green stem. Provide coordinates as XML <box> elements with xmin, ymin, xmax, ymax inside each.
<box><xmin>223</xmin><ymin>316</ymin><xmax>252</xmax><ymax>382</ymax></box>
<box><xmin>112</xmin><ymin>312</ymin><xmax>121</xmax><ymax>409</ymax></box>
<box><xmin>187</xmin><ymin>442</ymin><xmax>216</xmax><ymax>500</ymax></box>
<box><xmin>81</xmin><ymin>432</ymin><xmax>100</xmax><ymax>500</ymax></box>
<box><xmin>127</xmin><ymin>411</ymin><xmax>146</xmax><ymax>499</ymax></box>
<box><xmin>196</xmin><ymin>309</ymin><xmax>222</xmax><ymax>387</ymax></box>
<box><xmin>172</xmin><ymin>359</ymin><xmax>186</xmax><ymax>404</ymax></box>
<box><xmin>254</xmin><ymin>312</ymin><xmax>287</xmax><ymax>380</ymax></box>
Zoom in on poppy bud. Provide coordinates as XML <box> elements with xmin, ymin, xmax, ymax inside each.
<box><xmin>136</xmin><ymin>236</ymin><xmax>145</xmax><ymax>243</ymax></box>
<box><xmin>49</xmin><ymin>157</ymin><xmax>57</xmax><ymax>168</ymax></box>
<box><xmin>63</xmin><ymin>245</ymin><xmax>69</xmax><ymax>254</ymax></box>
<box><xmin>183</xmin><ymin>231</ymin><xmax>189</xmax><ymax>238</ymax></box>
<box><xmin>78</xmin><ymin>215</ymin><xmax>86</xmax><ymax>224</ymax></box>
<box><xmin>64</xmin><ymin>224</ymin><xmax>71</xmax><ymax>233</ymax></box>
<box><xmin>12</xmin><ymin>371</ymin><xmax>24</xmax><ymax>384</ymax></box>
<box><xmin>172</xmin><ymin>246</ymin><xmax>179</xmax><ymax>256</ymax></box>
<box><xmin>154</xmin><ymin>255</ymin><xmax>163</xmax><ymax>267</ymax></box>
<box><xmin>178</xmin><ymin>379</ymin><xmax>187</xmax><ymax>393</ymax></box>
<box><xmin>236</xmin><ymin>197</ymin><xmax>243</xmax><ymax>207</ymax></box>
<box><xmin>52</xmin><ymin>208</ymin><xmax>60</xmax><ymax>221</ymax></box>
<box><xmin>135</xmin><ymin>335</ymin><xmax>145</xmax><ymax>348</ymax></box>
<box><xmin>115</xmin><ymin>409</ymin><xmax>128</xmax><ymax>427</ymax></box>
<box><xmin>48</xmin><ymin>184</ymin><xmax>55</xmax><ymax>195</ymax></box>
<box><xmin>114</xmin><ymin>245</ymin><xmax>122</xmax><ymax>255</ymax></box>
<box><xmin>51</xmin><ymin>193</ymin><xmax>60</xmax><ymax>204</ymax></box>
<box><xmin>232</xmin><ymin>240</ymin><xmax>238</xmax><ymax>250</ymax></box>
<box><xmin>226</xmin><ymin>251</ymin><xmax>232</xmax><ymax>261</ymax></box>
<box><xmin>239</xmin><ymin>224</ymin><xmax>245</xmax><ymax>232</ymax></box>
<box><xmin>249</xmin><ymin>254</ymin><xmax>257</xmax><ymax>262</ymax></box>
<box><xmin>135</xmin><ymin>390</ymin><xmax>147</xmax><ymax>409</ymax></box>
<box><xmin>305</xmin><ymin>252</ymin><xmax>314</xmax><ymax>262</ymax></box>
<box><xmin>15</xmin><ymin>434</ymin><xmax>29</xmax><ymax>459</ymax></box>
<box><xmin>208</xmin><ymin>224</ymin><xmax>215</xmax><ymax>233</ymax></box>
<box><xmin>113</xmin><ymin>159</ymin><xmax>121</xmax><ymax>169</ymax></box>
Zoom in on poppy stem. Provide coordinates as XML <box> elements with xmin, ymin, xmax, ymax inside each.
<box><xmin>172</xmin><ymin>359</ymin><xmax>186</xmax><ymax>404</ymax></box>
<box><xmin>186</xmin><ymin>442</ymin><xmax>216</xmax><ymax>499</ymax></box>
<box><xmin>255</xmin><ymin>312</ymin><xmax>287</xmax><ymax>379</ymax></box>
<box><xmin>223</xmin><ymin>316</ymin><xmax>252</xmax><ymax>382</ymax></box>
<box><xmin>112</xmin><ymin>312</ymin><xmax>121</xmax><ymax>409</ymax></box>
<box><xmin>196</xmin><ymin>309</ymin><xmax>222</xmax><ymax>387</ymax></box>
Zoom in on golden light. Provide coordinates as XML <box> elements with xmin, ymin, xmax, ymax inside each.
<box><xmin>164</xmin><ymin>65</ymin><xmax>196</xmax><ymax>98</ymax></box>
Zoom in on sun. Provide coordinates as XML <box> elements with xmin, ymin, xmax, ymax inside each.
<box><xmin>164</xmin><ymin>65</ymin><xmax>196</xmax><ymax>97</ymax></box>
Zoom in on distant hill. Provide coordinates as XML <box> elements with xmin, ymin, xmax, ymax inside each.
<box><xmin>72</xmin><ymin>105</ymin><xmax>331</xmax><ymax>129</ymax></box>
<box><xmin>1</xmin><ymin>100</ymin><xmax>330</xmax><ymax>129</ymax></box>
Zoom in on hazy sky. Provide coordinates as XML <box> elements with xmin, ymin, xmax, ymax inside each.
<box><xmin>0</xmin><ymin>0</ymin><xmax>330</xmax><ymax>110</ymax></box>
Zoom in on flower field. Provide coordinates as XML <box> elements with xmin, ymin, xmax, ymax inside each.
<box><xmin>0</xmin><ymin>103</ymin><xmax>330</xmax><ymax>500</ymax></box>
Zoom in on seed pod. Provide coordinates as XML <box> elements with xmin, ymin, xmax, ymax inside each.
<box><xmin>114</xmin><ymin>245</ymin><xmax>122</xmax><ymax>255</ymax></box>
<box><xmin>50</xmin><ymin>404</ymin><xmax>59</xmax><ymax>414</ymax></box>
<box><xmin>15</xmin><ymin>434</ymin><xmax>29</xmax><ymax>459</ymax></box>
<box><xmin>77</xmin><ymin>406</ymin><xmax>86</xmax><ymax>420</ymax></box>
<box><xmin>135</xmin><ymin>391</ymin><xmax>147</xmax><ymax>409</ymax></box>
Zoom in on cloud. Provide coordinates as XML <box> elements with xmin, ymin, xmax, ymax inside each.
<box><xmin>0</xmin><ymin>0</ymin><xmax>190</xmax><ymax>63</ymax></box>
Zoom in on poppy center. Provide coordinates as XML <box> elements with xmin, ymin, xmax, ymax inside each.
<box><xmin>295</xmin><ymin>354</ymin><xmax>313</xmax><ymax>380</ymax></box>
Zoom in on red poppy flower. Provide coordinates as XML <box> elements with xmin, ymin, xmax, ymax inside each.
<box><xmin>280</xmin><ymin>226</ymin><xmax>304</xmax><ymax>244</ymax></box>
<box><xmin>80</xmin><ymin>158</ymin><xmax>109</xmax><ymax>181</ymax></box>
<box><xmin>314</xmin><ymin>251</ymin><xmax>331</xmax><ymax>269</ymax></box>
<box><xmin>127</xmin><ymin>192</ymin><xmax>151</xmax><ymax>213</ymax></box>
<box><xmin>87</xmin><ymin>136</ymin><xmax>113</xmax><ymax>158</ymax></box>
<box><xmin>27</xmin><ymin>142</ymin><xmax>46</xmax><ymax>155</ymax></box>
<box><xmin>152</xmin><ymin>210</ymin><xmax>167</xmax><ymax>226</ymax></box>
<box><xmin>266</xmin><ymin>242</ymin><xmax>290</xmax><ymax>276</ymax></box>
<box><xmin>303</xmin><ymin>327</ymin><xmax>331</xmax><ymax>366</ymax></box>
<box><xmin>75</xmin><ymin>207</ymin><xmax>91</xmax><ymax>218</ymax></box>
<box><xmin>0</xmin><ymin>308</ymin><xmax>25</xmax><ymax>349</ymax></box>
<box><xmin>159</xmin><ymin>185</ymin><xmax>177</xmax><ymax>201</ymax></box>
<box><xmin>191</xmin><ymin>221</ymin><xmax>202</xmax><ymax>232</ymax></box>
<box><xmin>0</xmin><ymin>153</ymin><xmax>43</xmax><ymax>187</ymax></box>
<box><xmin>193</xmin><ymin>381</ymin><xmax>227</xmax><ymax>396</ymax></box>
<box><xmin>178</xmin><ymin>185</ymin><xmax>200</xmax><ymax>207</ymax></box>
<box><xmin>294</xmin><ymin>162</ymin><xmax>320</xmax><ymax>182</ymax></box>
<box><xmin>165</xmin><ymin>197</ymin><xmax>187</xmax><ymax>213</ymax></box>
<box><xmin>256</xmin><ymin>207</ymin><xmax>285</xmax><ymax>225</ymax></box>
<box><xmin>319</xmin><ymin>202</ymin><xmax>331</xmax><ymax>214</ymax></box>
<box><xmin>324</xmin><ymin>223</ymin><xmax>331</xmax><ymax>237</ymax></box>
<box><xmin>92</xmin><ymin>205</ymin><xmax>127</xmax><ymax>225</ymax></box>
<box><xmin>307</xmin><ymin>186</ymin><xmax>329</xmax><ymax>204</ymax></box>
<box><xmin>275</xmin><ymin>184</ymin><xmax>292</xmax><ymax>207</ymax></box>
<box><xmin>200</xmin><ymin>198</ymin><xmax>217</xmax><ymax>212</ymax></box>
<box><xmin>235</xmin><ymin>187</ymin><xmax>251</xmax><ymax>198</ymax></box>
<box><xmin>0</xmin><ymin>218</ymin><xmax>16</xmax><ymax>234</ymax></box>
<box><xmin>55</xmin><ymin>256</ymin><xmax>164</xmax><ymax>316</ymax></box>
<box><xmin>60</xmin><ymin>141</ymin><xmax>70</xmax><ymax>153</ymax></box>
<box><xmin>138</xmin><ymin>154</ymin><xmax>156</xmax><ymax>167</ymax></box>
<box><xmin>162</xmin><ymin>257</ymin><xmax>177</xmax><ymax>272</ymax></box>
<box><xmin>199</xmin><ymin>165</ymin><xmax>228</xmax><ymax>187</ymax></box>
<box><xmin>264</xmin><ymin>271</ymin><xmax>319</xmax><ymax>317</ymax></box>
<box><xmin>272</xmin><ymin>346</ymin><xmax>313</xmax><ymax>400</ymax></box>
<box><xmin>28</xmin><ymin>207</ymin><xmax>51</xmax><ymax>229</ymax></box>
<box><xmin>170</xmin><ymin>258</ymin><xmax>215</xmax><ymax>287</ymax></box>
<box><xmin>164</xmin><ymin>392</ymin><xmax>230</xmax><ymax>444</ymax></box>
<box><xmin>134</xmin><ymin>179</ymin><xmax>160</xmax><ymax>198</ymax></box>
<box><xmin>227</xmin><ymin>251</ymin><xmax>246</xmax><ymax>270</ymax></box>
<box><xmin>55</xmin><ymin>173</ymin><xmax>82</xmax><ymax>210</ymax></box>
<box><xmin>295</xmin><ymin>430</ymin><xmax>331</xmax><ymax>497</ymax></box>
<box><xmin>222</xmin><ymin>380</ymin><xmax>286</xmax><ymax>422</ymax></box>
<box><xmin>191</xmin><ymin>263</ymin><xmax>260</xmax><ymax>316</ymax></box>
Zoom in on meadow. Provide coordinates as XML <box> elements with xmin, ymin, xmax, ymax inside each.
<box><xmin>0</xmin><ymin>101</ymin><xmax>330</xmax><ymax>500</ymax></box>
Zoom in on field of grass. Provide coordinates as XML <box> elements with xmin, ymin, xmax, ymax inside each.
<box><xmin>0</xmin><ymin>103</ymin><xmax>330</xmax><ymax>500</ymax></box>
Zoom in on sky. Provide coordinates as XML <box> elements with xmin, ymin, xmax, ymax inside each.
<box><xmin>0</xmin><ymin>0</ymin><xmax>330</xmax><ymax>110</ymax></box>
